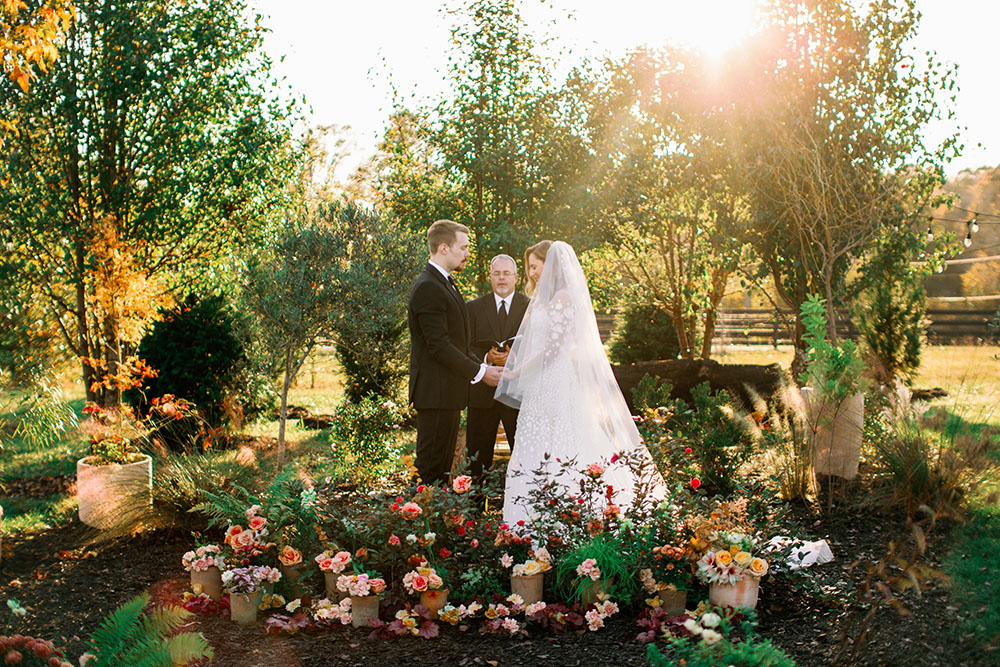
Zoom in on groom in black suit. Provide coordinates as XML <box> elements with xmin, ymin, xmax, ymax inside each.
<box><xmin>408</xmin><ymin>220</ymin><xmax>502</xmax><ymax>485</ymax></box>
<box><xmin>466</xmin><ymin>254</ymin><xmax>529</xmax><ymax>485</ymax></box>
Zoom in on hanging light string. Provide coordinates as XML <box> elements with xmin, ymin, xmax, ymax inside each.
<box><xmin>924</xmin><ymin>206</ymin><xmax>1000</xmax><ymax>247</ymax></box>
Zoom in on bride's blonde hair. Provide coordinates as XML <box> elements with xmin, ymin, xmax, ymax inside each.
<box><xmin>523</xmin><ymin>240</ymin><xmax>553</xmax><ymax>296</ymax></box>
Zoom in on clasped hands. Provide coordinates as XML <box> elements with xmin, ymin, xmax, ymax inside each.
<box><xmin>480</xmin><ymin>346</ymin><xmax>509</xmax><ymax>387</ymax></box>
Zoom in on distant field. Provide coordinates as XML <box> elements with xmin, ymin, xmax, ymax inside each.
<box><xmin>714</xmin><ymin>344</ymin><xmax>1000</xmax><ymax>425</ymax></box>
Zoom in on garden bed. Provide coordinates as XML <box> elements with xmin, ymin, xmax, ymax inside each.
<box><xmin>0</xmin><ymin>501</ymin><xmax>990</xmax><ymax>666</ymax></box>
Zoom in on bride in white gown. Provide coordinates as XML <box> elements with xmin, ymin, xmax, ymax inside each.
<box><xmin>495</xmin><ymin>240</ymin><xmax>667</xmax><ymax>528</ymax></box>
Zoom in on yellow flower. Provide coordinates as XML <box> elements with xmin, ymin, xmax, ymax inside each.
<box><xmin>402</xmin><ymin>617</ymin><xmax>417</xmax><ymax>629</ymax></box>
<box><xmin>645</xmin><ymin>596</ymin><xmax>662</xmax><ymax>609</ymax></box>
<box><xmin>748</xmin><ymin>557</ymin><xmax>769</xmax><ymax>577</ymax></box>
<box><xmin>714</xmin><ymin>550</ymin><xmax>733</xmax><ymax>567</ymax></box>
<box><xmin>734</xmin><ymin>551</ymin><xmax>752</xmax><ymax>567</ymax></box>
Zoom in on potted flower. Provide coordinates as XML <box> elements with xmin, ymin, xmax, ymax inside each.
<box><xmin>696</xmin><ymin>532</ymin><xmax>769</xmax><ymax>609</ymax></box>
<box><xmin>182</xmin><ymin>543</ymin><xmax>225</xmax><ymax>601</ymax></box>
<box><xmin>509</xmin><ymin>546</ymin><xmax>552</xmax><ymax>606</ymax></box>
<box><xmin>555</xmin><ymin>534</ymin><xmax>631</xmax><ymax>607</ymax></box>
<box><xmin>278</xmin><ymin>545</ymin><xmax>304</xmax><ymax>596</ymax></box>
<box><xmin>315</xmin><ymin>549</ymin><xmax>352</xmax><ymax>599</ymax></box>
<box><xmin>222</xmin><ymin>565</ymin><xmax>281</xmax><ymax>624</ymax></box>
<box><xmin>402</xmin><ymin>561</ymin><xmax>448</xmax><ymax>618</ymax></box>
<box><xmin>76</xmin><ymin>404</ymin><xmax>153</xmax><ymax>529</ymax></box>
<box><xmin>640</xmin><ymin>543</ymin><xmax>693</xmax><ymax>616</ymax></box>
<box><xmin>335</xmin><ymin>569</ymin><xmax>387</xmax><ymax>628</ymax></box>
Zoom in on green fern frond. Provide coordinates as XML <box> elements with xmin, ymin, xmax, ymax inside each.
<box><xmin>166</xmin><ymin>631</ymin><xmax>215</xmax><ymax>665</ymax></box>
<box><xmin>86</xmin><ymin>594</ymin><xmax>213</xmax><ymax>667</ymax></box>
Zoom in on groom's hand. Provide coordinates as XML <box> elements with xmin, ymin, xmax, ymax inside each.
<box><xmin>486</xmin><ymin>347</ymin><xmax>509</xmax><ymax>366</ymax></box>
<box><xmin>481</xmin><ymin>366</ymin><xmax>503</xmax><ymax>386</ymax></box>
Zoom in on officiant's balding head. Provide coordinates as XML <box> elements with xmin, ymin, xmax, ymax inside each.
<box><xmin>489</xmin><ymin>254</ymin><xmax>517</xmax><ymax>298</ymax></box>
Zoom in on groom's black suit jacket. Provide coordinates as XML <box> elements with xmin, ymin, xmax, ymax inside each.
<box><xmin>407</xmin><ymin>263</ymin><xmax>481</xmax><ymax>410</ymax></box>
<box><xmin>467</xmin><ymin>290</ymin><xmax>529</xmax><ymax>409</ymax></box>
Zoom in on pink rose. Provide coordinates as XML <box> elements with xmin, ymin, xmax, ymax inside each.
<box><xmin>400</xmin><ymin>502</ymin><xmax>422</xmax><ymax>519</ymax></box>
<box><xmin>388</xmin><ymin>534</ymin><xmax>401</xmax><ymax>546</ymax></box>
<box><xmin>470</xmin><ymin>539</ymin><xmax>479</xmax><ymax>548</ymax></box>
<box><xmin>318</xmin><ymin>558</ymin><xmax>335</xmax><ymax>572</ymax></box>
<box><xmin>248</xmin><ymin>516</ymin><xmax>267</xmax><ymax>531</ymax></box>
<box><xmin>278</xmin><ymin>545</ymin><xmax>302</xmax><ymax>567</ymax></box>
<box><xmin>452</xmin><ymin>475</ymin><xmax>472</xmax><ymax>494</ymax></box>
<box><xmin>330</xmin><ymin>551</ymin><xmax>352</xmax><ymax>572</ymax></box>
<box><xmin>370</xmin><ymin>578</ymin><xmax>387</xmax><ymax>594</ymax></box>
<box><xmin>411</xmin><ymin>574</ymin><xmax>428</xmax><ymax>591</ymax></box>
<box><xmin>587</xmin><ymin>463</ymin><xmax>605</xmax><ymax>478</ymax></box>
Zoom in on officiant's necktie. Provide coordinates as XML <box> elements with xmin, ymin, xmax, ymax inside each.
<box><xmin>447</xmin><ymin>274</ymin><xmax>461</xmax><ymax>296</ymax></box>
<box><xmin>498</xmin><ymin>300</ymin><xmax>508</xmax><ymax>333</ymax></box>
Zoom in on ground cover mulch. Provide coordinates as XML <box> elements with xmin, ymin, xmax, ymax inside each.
<box><xmin>1</xmin><ymin>493</ymin><xmax>996</xmax><ymax>666</ymax></box>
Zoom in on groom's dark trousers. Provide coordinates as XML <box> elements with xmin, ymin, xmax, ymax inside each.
<box><xmin>466</xmin><ymin>290</ymin><xmax>529</xmax><ymax>483</ymax></box>
<box><xmin>408</xmin><ymin>263</ymin><xmax>481</xmax><ymax>485</ymax></box>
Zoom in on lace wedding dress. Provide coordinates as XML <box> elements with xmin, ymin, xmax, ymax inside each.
<box><xmin>495</xmin><ymin>242</ymin><xmax>667</xmax><ymax>528</ymax></box>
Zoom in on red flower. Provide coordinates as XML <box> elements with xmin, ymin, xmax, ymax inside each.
<box><xmin>417</xmin><ymin>485</ymin><xmax>426</xmax><ymax>493</ymax></box>
<box><xmin>389</xmin><ymin>502</ymin><xmax>400</xmax><ymax>512</ymax></box>
<box><xmin>684</xmin><ymin>447</ymin><xmax>692</xmax><ymax>454</ymax></box>
<box><xmin>439</xmin><ymin>548</ymin><xmax>452</xmax><ymax>558</ymax></box>
<box><xmin>690</xmin><ymin>478</ymin><xmax>701</xmax><ymax>490</ymax></box>
<box><xmin>610</xmin><ymin>453</ymin><xmax>619</xmax><ymax>463</ymax></box>
<box><xmin>457</xmin><ymin>526</ymin><xmax>466</xmax><ymax>536</ymax></box>
<box><xmin>516</xmin><ymin>520</ymin><xmax>525</xmax><ymax>526</ymax></box>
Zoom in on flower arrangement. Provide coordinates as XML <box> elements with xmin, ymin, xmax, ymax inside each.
<box><xmin>402</xmin><ymin>562</ymin><xmax>444</xmax><ymax>594</ymax></box>
<box><xmin>575</xmin><ymin>558</ymin><xmax>601</xmax><ymax>581</ymax></box>
<box><xmin>511</xmin><ymin>546</ymin><xmax>552</xmax><ymax>577</ymax></box>
<box><xmin>315</xmin><ymin>550</ymin><xmax>352</xmax><ymax>573</ymax></box>
<box><xmin>696</xmin><ymin>532</ymin><xmax>769</xmax><ymax>585</ymax></box>
<box><xmin>221</xmin><ymin>565</ymin><xmax>281</xmax><ymax>594</ymax></box>
<box><xmin>312</xmin><ymin>597</ymin><xmax>353</xmax><ymax>625</ymax></box>
<box><xmin>181</xmin><ymin>544</ymin><xmax>224</xmax><ymax>572</ymax></box>
<box><xmin>336</xmin><ymin>572</ymin><xmax>387</xmax><ymax>597</ymax></box>
<box><xmin>640</xmin><ymin>543</ymin><xmax>692</xmax><ymax>594</ymax></box>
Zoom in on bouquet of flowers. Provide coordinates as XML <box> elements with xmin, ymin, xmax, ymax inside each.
<box><xmin>639</xmin><ymin>543</ymin><xmax>692</xmax><ymax>593</ymax></box>
<box><xmin>511</xmin><ymin>546</ymin><xmax>552</xmax><ymax>577</ymax></box>
<box><xmin>402</xmin><ymin>562</ymin><xmax>444</xmax><ymax>594</ymax></box>
<box><xmin>181</xmin><ymin>544</ymin><xmax>224</xmax><ymax>572</ymax></box>
<box><xmin>336</xmin><ymin>572</ymin><xmax>387</xmax><ymax>597</ymax></box>
<box><xmin>223</xmin><ymin>507</ymin><xmax>276</xmax><ymax>565</ymax></box>
<box><xmin>695</xmin><ymin>532</ymin><xmax>769</xmax><ymax>585</ymax></box>
<box><xmin>315</xmin><ymin>549</ymin><xmax>352</xmax><ymax>573</ymax></box>
<box><xmin>222</xmin><ymin>565</ymin><xmax>281</xmax><ymax>594</ymax></box>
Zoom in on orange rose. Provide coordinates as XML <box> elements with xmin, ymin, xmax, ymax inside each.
<box><xmin>714</xmin><ymin>550</ymin><xmax>733</xmax><ymax>567</ymax></box>
<box><xmin>278</xmin><ymin>545</ymin><xmax>302</xmax><ymax>567</ymax></box>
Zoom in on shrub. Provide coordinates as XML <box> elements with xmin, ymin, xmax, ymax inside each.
<box><xmin>608</xmin><ymin>299</ymin><xmax>680</xmax><ymax>364</ymax></box>
<box><xmin>329</xmin><ymin>396</ymin><xmax>409</xmax><ymax>481</ymax></box>
<box><xmin>799</xmin><ymin>294</ymin><xmax>865</xmax><ymax>405</ymax></box>
<box><xmin>131</xmin><ymin>293</ymin><xmax>257</xmax><ymax>427</ymax></box>
<box><xmin>754</xmin><ymin>383</ymin><xmax>815</xmax><ymax>503</ymax></box>
<box><xmin>854</xmin><ymin>273</ymin><xmax>927</xmax><ymax>386</ymax></box>
<box><xmin>326</xmin><ymin>204</ymin><xmax>425</xmax><ymax>401</ymax></box>
<box><xmin>672</xmin><ymin>383</ymin><xmax>756</xmax><ymax>497</ymax></box>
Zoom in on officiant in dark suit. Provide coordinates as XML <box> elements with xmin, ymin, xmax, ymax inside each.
<box><xmin>466</xmin><ymin>254</ymin><xmax>529</xmax><ymax>486</ymax></box>
<box><xmin>408</xmin><ymin>220</ymin><xmax>502</xmax><ymax>485</ymax></box>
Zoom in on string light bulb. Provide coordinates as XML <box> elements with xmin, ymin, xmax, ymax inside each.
<box><xmin>926</xmin><ymin>227</ymin><xmax>934</xmax><ymax>243</ymax></box>
<box><xmin>964</xmin><ymin>232</ymin><xmax>972</xmax><ymax>247</ymax></box>
<box><xmin>971</xmin><ymin>216</ymin><xmax>979</xmax><ymax>233</ymax></box>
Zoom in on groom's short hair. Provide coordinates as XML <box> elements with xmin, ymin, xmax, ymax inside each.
<box><xmin>427</xmin><ymin>220</ymin><xmax>470</xmax><ymax>254</ymax></box>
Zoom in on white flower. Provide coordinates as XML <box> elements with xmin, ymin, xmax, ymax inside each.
<box><xmin>683</xmin><ymin>618</ymin><xmax>703</xmax><ymax>635</ymax></box>
<box><xmin>6</xmin><ymin>599</ymin><xmax>26</xmax><ymax>617</ymax></box>
<box><xmin>501</xmin><ymin>553</ymin><xmax>514</xmax><ymax>568</ymax></box>
<box><xmin>406</xmin><ymin>534</ymin><xmax>418</xmax><ymax>544</ymax></box>
<box><xmin>701</xmin><ymin>628</ymin><xmax>723</xmax><ymax>645</ymax></box>
<box><xmin>285</xmin><ymin>599</ymin><xmax>302</xmax><ymax>613</ymax></box>
<box><xmin>700</xmin><ymin>611</ymin><xmax>721</xmax><ymax>628</ymax></box>
<box><xmin>423</xmin><ymin>532</ymin><xmax>436</xmax><ymax>544</ymax></box>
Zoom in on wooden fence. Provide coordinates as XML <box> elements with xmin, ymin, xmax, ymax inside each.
<box><xmin>595</xmin><ymin>309</ymin><xmax>998</xmax><ymax>346</ymax></box>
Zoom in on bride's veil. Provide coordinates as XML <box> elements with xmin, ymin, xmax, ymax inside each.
<box><xmin>495</xmin><ymin>241</ymin><xmax>645</xmax><ymax>457</ymax></box>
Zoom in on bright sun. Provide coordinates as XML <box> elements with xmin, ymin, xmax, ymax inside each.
<box><xmin>570</xmin><ymin>0</ymin><xmax>758</xmax><ymax>59</ymax></box>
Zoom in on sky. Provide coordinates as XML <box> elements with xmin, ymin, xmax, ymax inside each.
<box><xmin>247</xmin><ymin>0</ymin><xmax>997</xmax><ymax>178</ymax></box>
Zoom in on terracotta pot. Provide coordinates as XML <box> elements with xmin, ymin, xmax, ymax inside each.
<box><xmin>419</xmin><ymin>589</ymin><xmax>449</xmax><ymax>619</ymax></box>
<box><xmin>77</xmin><ymin>455</ymin><xmax>152</xmax><ymax>529</ymax></box>
<box><xmin>190</xmin><ymin>566</ymin><xmax>223</xmax><ymax>601</ymax></box>
<box><xmin>709</xmin><ymin>577</ymin><xmax>760</xmax><ymax>609</ymax></box>
<box><xmin>351</xmin><ymin>595</ymin><xmax>380</xmax><ymax>628</ymax></box>
<box><xmin>511</xmin><ymin>573</ymin><xmax>544</xmax><ymax>606</ymax></box>
<box><xmin>281</xmin><ymin>564</ymin><xmax>303</xmax><ymax>597</ymax></box>
<box><xmin>656</xmin><ymin>588</ymin><xmax>687</xmax><ymax>616</ymax></box>
<box><xmin>323</xmin><ymin>571</ymin><xmax>348</xmax><ymax>601</ymax></box>
<box><xmin>229</xmin><ymin>590</ymin><xmax>264</xmax><ymax>625</ymax></box>
<box><xmin>801</xmin><ymin>388</ymin><xmax>864</xmax><ymax>480</ymax></box>
<box><xmin>579</xmin><ymin>578</ymin><xmax>611</xmax><ymax>607</ymax></box>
